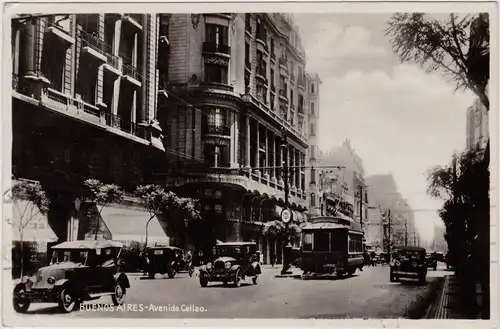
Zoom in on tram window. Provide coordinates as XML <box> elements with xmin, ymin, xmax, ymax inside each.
<box><xmin>330</xmin><ymin>231</ymin><xmax>344</xmax><ymax>251</ymax></box>
<box><xmin>303</xmin><ymin>233</ymin><xmax>313</xmax><ymax>251</ymax></box>
<box><xmin>314</xmin><ymin>232</ymin><xmax>330</xmax><ymax>252</ymax></box>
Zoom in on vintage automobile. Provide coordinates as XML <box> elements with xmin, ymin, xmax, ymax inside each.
<box><xmin>445</xmin><ymin>252</ymin><xmax>454</xmax><ymax>270</ymax></box>
<box><xmin>390</xmin><ymin>246</ymin><xmax>427</xmax><ymax>284</ymax></box>
<box><xmin>12</xmin><ymin>240</ymin><xmax>130</xmax><ymax>313</ymax></box>
<box><xmin>300</xmin><ymin>216</ymin><xmax>364</xmax><ymax>277</ymax></box>
<box><xmin>198</xmin><ymin>242</ymin><xmax>262</xmax><ymax>287</ymax></box>
<box><xmin>425</xmin><ymin>252</ymin><xmax>438</xmax><ymax>271</ymax></box>
<box><xmin>145</xmin><ymin>246</ymin><xmax>191</xmax><ymax>279</ymax></box>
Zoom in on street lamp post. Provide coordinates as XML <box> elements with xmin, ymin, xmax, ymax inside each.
<box><xmin>280</xmin><ymin>127</ymin><xmax>293</xmax><ymax>275</ymax></box>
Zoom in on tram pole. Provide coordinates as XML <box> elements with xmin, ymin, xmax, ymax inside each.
<box><xmin>281</xmin><ymin>127</ymin><xmax>293</xmax><ymax>275</ymax></box>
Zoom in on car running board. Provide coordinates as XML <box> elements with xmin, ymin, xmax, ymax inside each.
<box><xmin>88</xmin><ymin>292</ymin><xmax>114</xmax><ymax>299</ymax></box>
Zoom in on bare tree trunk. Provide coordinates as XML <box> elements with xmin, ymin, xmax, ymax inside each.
<box><xmin>20</xmin><ymin>230</ymin><xmax>24</xmax><ymax>278</ymax></box>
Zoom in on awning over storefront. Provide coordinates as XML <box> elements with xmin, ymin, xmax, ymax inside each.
<box><xmin>11</xmin><ymin>200</ymin><xmax>58</xmax><ymax>242</ymax></box>
<box><xmin>101</xmin><ymin>206</ymin><xmax>170</xmax><ymax>246</ymax></box>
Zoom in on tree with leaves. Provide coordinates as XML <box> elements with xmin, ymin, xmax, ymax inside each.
<box><xmin>262</xmin><ymin>214</ymin><xmax>306</xmax><ymax>263</ymax></box>
<box><xmin>135</xmin><ymin>185</ymin><xmax>200</xmax><ymax>250</ymax></box>
<box><xmin>8</xmin><ymin>180</ymin><xmax>49</xmax><ymax>277</ymax></box>
<box><xmin>386</xmin><ymin>13</ymin><xmax>490</xmax><ymax>110</ymax></box>
<box><xmin>83</xmin><ymin>179</ymin><xmax>124</xmax><ymax>240</ymax></box>
<box><xmin>427</xmin><ymin>147</ymin><xmax>489</xmax><ymax>317</ymax></box>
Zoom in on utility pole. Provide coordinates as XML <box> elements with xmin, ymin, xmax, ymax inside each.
<box><xmin>359</xmin><ymin>186</ymin><xmax>363</xmax><ymax>230</ymax></box>
<box><xmin>404</xmin><ymin>218</ymin><xmax>408</xmax><ymax>246</ymax></box>
<box><xmin>387</xmin><ymin>209</ymin><xmax>392</xmax><ymax>255</ymax></box>
<box><xmin>280</xmin><ymin>127</ymin><xmax>292</xmax><ymax>275</ymax></box>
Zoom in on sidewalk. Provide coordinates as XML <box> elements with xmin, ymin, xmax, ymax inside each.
<box><xmin>427</xmin><ymin>275</ymin><xmax>485</xmax><ymax>319</ymax></box>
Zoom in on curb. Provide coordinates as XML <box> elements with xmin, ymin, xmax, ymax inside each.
<box><xmin>426</xmin><ymin>275</ymin><xmax>450</xmax><ymax>319</ymax></box>
<box><xmin>275</xmin><ymin>274</ymin><xmax>302</xmax><ymax>278</ymax></box>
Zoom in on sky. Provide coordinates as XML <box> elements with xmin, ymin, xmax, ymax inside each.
<box><xmin>294</xmin><ymin>13</ymin><xmax>476</xmax><ymax>243</ymax></box>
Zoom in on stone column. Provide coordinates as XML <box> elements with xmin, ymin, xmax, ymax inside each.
<box><xmin>111</xmin><ymin>77</ymin><xmax>121</xmax><ymax>116</ymax></box>
<box><xmin>113</xmin><ymin>18</ymin><xmax>122</xmax><ymax>56</ymax></box>
<box><xmin>234</xmin><ymin>112</ymin><xmax>239</xmax><ymax>167</ymax></box>
<box><xmin>131</xmin><ymin>89</ymin><xmax>137</xmax><ymax>123</ymax></box>
<box><xmin>255</xmin><ymin>121</ymin><xmax>260</xmax><ymax>172</ymax></box>
<box><xmin>245</xmin><ymin>115</ymin><xmax>251</xmax><ymax>168</ymax></box>
<box><xmin>132</xmin><ymin>32</ymin><xmax>138</xmax><ymax>67</ymax></box>
<box><xmin>138</xmin><ymin>15</ymin><xmax>148</xmax><ymax>124</ymax></box>
<box><xmin>272</xmin><ymin>132</ymin><xmax>276</xmax><ymax>179</ymax></box>
<box><xmin>21</xmin><ymin>18</ymin><xmax>37</xmax><ymax>77</ymax></box>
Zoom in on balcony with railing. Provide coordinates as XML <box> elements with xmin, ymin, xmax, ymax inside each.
<box><xmin>123</xmin><ymin>14</ymin><xmax>143</xmax><ymax>30</ymax></box>
<box><xmin>256</xmin><ymin>29</ymin><xmax>268</xmax><ymax>53</ymax></box>
<box><xmin>271</xmin><ymin>52</ymin><xmax>276</xmax><ymax>62</ymax></box>
<box><xmin>202</xmin><ymin>42</ymin><xmax>231</xmax><ymax>56</ymax></box>
<box><xmin>203</xmin><ymin>123</ymin><xmax>231</xmax><ymax>137</ymax></box>
<box><xmin>279</xmin><ymin>89</ymin><xmax>288</xmax><ymax>104</ymax></box>
<box><xmin>121</xmin><ymin>57</ymin><xmax>141</xmax><ymax>87</ymax></box>
<box><xmin>278</xmin><ymin>57</ymin><xmax>289</xmax><ymax>77</ymax></box>
<box><xmin>79</xmin><ymin>29</ymin><xmax>107</xmax><ymax>64</ymax></box>
<box><xmin>104</xmin><ymin>112</ymin><xmax>138</xmax><ymax>136</ymax></box>
<box><xmin>46</xmin><ymin>22</ymin><xmax>75</xmax><ymax>46</ymax></box>
<box><xmin>271</xmin><ymin>84</ymin><xmax>276</xmax><ymax>93</ymax></box>
<box><xmin>256</xmin><ymin>66</ymin><xmax>267</xmax><ymax>83</ymax></box>
<box><xmin>245</xmin><ymin>60</ymin><xmax>252</xmax><ymax>71</ymax></box>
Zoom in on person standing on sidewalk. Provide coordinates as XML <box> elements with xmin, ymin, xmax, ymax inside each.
<box><xmin>271</xmin><ymin>253</ymin><xmax>276</xmax><ymax>268</ymax></box>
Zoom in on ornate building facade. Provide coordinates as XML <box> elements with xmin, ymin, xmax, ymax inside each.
<box><xmin>10</xmin><ymin>14</ymin><xmax>170</xmax><ymax>249</ymax></box>
<box><xmin>157</xmin><ymin>13</ymin><xmax>319</xmax><ymax>263</ymax></box>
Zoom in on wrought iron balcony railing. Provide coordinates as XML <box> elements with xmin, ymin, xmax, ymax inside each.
<box><xmin>202</xmin><ymin>42</ymin><xmax>231</xmax><ymax>55</ymax></box>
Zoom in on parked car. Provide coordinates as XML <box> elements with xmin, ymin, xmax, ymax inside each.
<box><xmin>144</xmin><ymin>246</ymin><xmax>187</xmax><ymax>279</ymax></box>
<box><xmin>12</xmin><ymin>240</ymin><xmax>129</xmax><ymax>313</ymax></box>
<box><xmin>390</xmin><ymin>246</ymin><xmax>427</xmax><ymax>284</ymax></box>
<box><xmin>435</xmin><ymin>252</ymin><xmax>445</xmax><ymax>262</ymax></box>
<box><xmin>425</xmin><ymin>252</ymin><xmax>438</xmax><ymax>271</ymax></box>
<box><xmin>445</xmin><ymin>252</ymin><xmax>455</xmax><ymax>270</ymax></box>
<box><xmin>198</xmin><ymin>242</ymin><xmax>262</xmax><ymax>287</ymax></box>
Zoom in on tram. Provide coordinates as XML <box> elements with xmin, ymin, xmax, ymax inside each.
<box><xmin>300</xmin><ymin>215</ymin><xmax>364</xmax><ymax>277</ymax></box>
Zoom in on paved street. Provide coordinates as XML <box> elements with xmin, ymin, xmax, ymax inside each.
<box><xmin>10</xmin><ymin>263</ymin><xmax>448</xmax><ymax>319</ymax></box>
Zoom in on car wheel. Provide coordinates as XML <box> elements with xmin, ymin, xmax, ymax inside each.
<box><xmin>200</xmin><ymin>276</ymin><xmax>208</xmax><ymax>287</ymax></box>
<box><xmin>112</xmin><ymin>282</ymin><xmax>126</xmax><ymax>306</ymax></box>
<box><xmin>222</xmin><ymin>279</ymin><xmax>228</xmax><ymax>285</ymax></box>
<box><xmin>12</xmin><ymin>286</ymin><xmax>30</xmax><ymax>313</ymax></box>
<box><xmin>390</xmin><ymin>272</ymin><xmax>395</xmax><ymax>282</ymax></box>
<box><xmin>418</xmin><ymin>275</ymin><xmax>426</xmax><ymax>285</ymax></box>
<box><xmin>58</xmin><ymin>288</ymin><xmax>77</xmax><ymax>313</ymax></box>
<box><xmin>434</xmin><ymin>266</ymin><xmax>437</xmax><ymax>271</ymax></box>
<box><xmin>168</xmin><ymin>269</ymin><xmax>176</xmax><ymax>278</ymax></box>
<box><xmin>233</xmin><ymin>270</ymin><xmax>242</xmax><ymax>288</ymax></box>
<box><xmin>188</xmin><ymin>267</ymin><xmax>194</xmax><ymax>277</ymax></box>
<box><xmin>252</xmin><ymin>276</ymin><xmax>258</xmax><ymax>285</ymax></box>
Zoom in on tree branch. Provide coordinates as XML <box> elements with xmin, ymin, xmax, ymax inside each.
<box><xmin>450</xmin><ymin>14</ymin><xmax>468</xmax><ymax>69</ymax></box>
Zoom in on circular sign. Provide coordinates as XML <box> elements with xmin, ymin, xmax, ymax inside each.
<box><xmin>280</xmin><ymin>208</ymin><xmax>292</xmax><ymax>223</ymax></box>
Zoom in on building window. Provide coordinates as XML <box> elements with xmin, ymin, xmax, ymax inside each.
<box><xmin>310</xmin><ymin>123</ymin><xmax>315</xmax><ymax>136</ymax></box>
<box><xmin>311</xmin><ymin>193</ymin><xmax>316</xmax><ymax>207</ymax></box>
<box><xmin>270</xmin><ymin>38</ymin><xmax>275</xmax><ymax>58</ymax></box>
<box><xmin>311</xmin><ymin>102</ymin><xmax>315</xmax><ymax>115</ymax></box>
<box><xmin>205</xmin><ymin>63</ymin><xmax>228</xmax><ymax>84</ymax></box>
<box><xmin>245</xmin><ymin>14</ymin><xmax>251</xmax><ymax>33</ymax></box>
<box><xmin>245</xmin><ymin>42</ymin><xmax>250</xmax><ymax>67</ymax></box>
<box><xmin>311</xmin><ymin>168</ymin><xmax>316</xmax><ymax>184</ymax></box>
<box><xmin>311</xmin><ymin>82</ymin><xmax>315</xmax><ymax>94</ymax></box>
<box><xmin>203</xmin><ymin>144</ymin><xmax>230</xmax><ymax>168</ymax></box>
<box><xmin>205</xmin><ymin>24</ymin><xmax>228</xmax><ymax>46</ymax></box>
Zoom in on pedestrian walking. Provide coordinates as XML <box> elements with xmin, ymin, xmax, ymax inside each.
<box><xmin>271</xmin><ymin>253</ymin><xmax>276</xmax><ymax>268</ymax></box>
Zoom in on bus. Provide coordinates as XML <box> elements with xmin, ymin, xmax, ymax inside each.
<box><xmin>300</xmin><ymin>215</ymin><xmax>364</xmax><ymax>277</ymax></box>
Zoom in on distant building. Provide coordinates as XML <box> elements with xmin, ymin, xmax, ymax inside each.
<box><xmin>466</xmin><ymin>97</ymin><xmax>489</xmax><ymax>150</ymax></box>
<box><xmin>365</xmin><ymin>174</ymin><xmax>419</xmax><ymax>251</ymax></box>
<box><xmin>432</xmin><ymin>224</ymin><xmax>447</xmax><ymax>253</ymax></box>
<box><xmin>319</xmin><ymin>140</ymin><xmax>368</xmax><ymax>227</ymax></box>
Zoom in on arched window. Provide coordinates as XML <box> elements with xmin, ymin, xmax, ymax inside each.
<box><xmin>310</xmin><ymin>193</ymin><xmax>316</xmax><ymax>207</ymax></box>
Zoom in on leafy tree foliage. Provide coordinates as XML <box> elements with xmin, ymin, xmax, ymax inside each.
<box><xmin>8</xmin><ymin>180</ymin><xmax>50</xmax><ymax>277</ymax></box>
<box><xmin>135</xmin><ymin>185</ymin><xmax>200</xmax><ymax>248</ymax></box>
<box><xmin>386</xmin><ymin>13</ymin><xmax>490</xmax><ymax>110</ymax></box>
<box><xmin>83</xmin><ymin>179</ymin><xmax>124</xmax><ymax>239</ymax></box>
<box><xmin>427</xmin><ymin>147</ymin><xmax>489</xmax><ymax>317</ymax></box>
<box><xmin>262</xmin><ymin>214</ymin><xmax>306</xmax><ymax>242</ymax></box>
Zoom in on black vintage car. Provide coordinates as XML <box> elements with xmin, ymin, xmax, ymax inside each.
<box><xmin>145</xmin><ymin>246</ymin><xmax>192</xmax><ymax>279</ymax></box>
<box><xmin>198</xmin><ymin>242</ymin><xmax>262</xmax><ymax>287</ymax></box>
<box><xmin>13</xmin><ymin>240</ymin><xmax>130</xmax><ymax>313</ymax></box>
<box><xmin>390</xmin><ymin>246</ymin><xmax>427</xmax><ymax>284</ymax></box>
<box><xmin>425</xmin><ymin>252</ymin><xmax>438</xmax><ymax>271</ymax></box>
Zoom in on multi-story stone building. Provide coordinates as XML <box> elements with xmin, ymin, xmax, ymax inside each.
<box><xmin>157</xmin><ymin>13</ymin><xmax>319</xmax><ymax>263</ymax></box>
<box><xmin>365</xmin><ymin>174</ymin><xmax>418</xmax><ymax>250</ymax></box>
<box><xmin>466</xmin><ymin>96</ymin><xmax>489</xmax><ymax>150</ymax></box>
<box><xmin>10</xmin><ymin>14</ymin><xmax>170</xmax><ymax>249</ymax></box>
<box><xmin>306</xmin><ymin>73</ymin><xmax>322</xmax><ymax>216</ymax></box>
<box><xmin>319</xmin><ymin>140</ymin><xmax>368</xmax><ymax>226</ymax></box>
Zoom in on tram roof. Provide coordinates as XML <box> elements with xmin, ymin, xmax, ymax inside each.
<box><xmin>302</xmin><ymin>222</ymin><xmax>347</xmax><ymax>230</ymax></box>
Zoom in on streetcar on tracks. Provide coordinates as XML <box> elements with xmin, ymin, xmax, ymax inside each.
<box><xmin>299</xmin><ymin>215</ymin><xmax>364</xmax><ymax>278</ymax></box>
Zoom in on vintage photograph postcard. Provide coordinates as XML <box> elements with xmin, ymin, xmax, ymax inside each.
<box><xmin>2</xmin><ymin>1</ymin><xmax>498</xmax><ymax>327</ymax></box>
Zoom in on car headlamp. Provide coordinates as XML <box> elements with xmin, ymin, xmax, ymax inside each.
<box><xmin>206</xmin><ymin>262</ymin><xmax>212</xmax><ymax>269</ymax></box>
<box><xmin>395</xmin><ymin>260</ymin><xmax>401</xmax><ymax>267</ymax></box>
<box><xmin>225</xmin><ymin>262</ymin><xmax>231</xmax><ymax>269</ymax></box>
<box><xmin>47</xmin><ymin>276</ymin><xmax>56</xmax><ymax>285</ymax></box>
<box><xmin>412</xmin><ymin>262</ymin><xmax>417</xmax><ymax>267</ymax></box>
